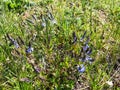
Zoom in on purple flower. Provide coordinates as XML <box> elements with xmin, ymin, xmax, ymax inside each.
<box><xmin>80</xmin><ymin>55</ymin><xmax>86</xmax><ymax>62</ymax></box>
<box><xmin>85</xmin><ymin>55</ymin><xmax>92</xmax><ymax>61</ymax></box>
<box><xmin>77</xmin><ymin>64</ymin><xmax>85</xmax><ymax>73</ymax></box>
<box><xmin>80</xmin><ymin>55</ymin><xmax>93</xmax><ymax>63</ymax></box>
<box><xmin>83</xmin><ymin>44</ymin><xmax>89</xmax><ymax>52</ymax></box>
<box><xmin>13</xmin><ymin>40</ymin><xmax>19</xmax><ymax>48</ymax></box>
<box><xmin>34</xmin><ymin>65</ymin><xmax>41</xmax><ymax>73</ymax></box>
<box><xmin>85</xmin><ymin>55</ymin><xmax>94</xmax><ymax>63</ymax></box>
<box><xmin>7</xmin><ymin>34</ymin><xmax>19</xmax><ymax>48</ymax></box>
<box><xmin>26</xmin><ymin>46</ymin><xmax>34</xmax><ymax>53</ymax></box>
<box><xmin>26</xmin><ymin>42</ymin><xmax>34</xmax><ymax>54</ymax></box>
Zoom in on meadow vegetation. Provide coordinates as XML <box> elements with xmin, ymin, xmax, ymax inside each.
<box><xmin>0</xmin><ymin>0</ymin><xmax>120</xmax><ymax>90</ymax></box>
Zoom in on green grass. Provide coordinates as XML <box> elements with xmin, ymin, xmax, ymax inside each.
<box><xmin>0</xmin><ymin>0</ymin><xmax>120</xmax><ymax>90</ymax></box>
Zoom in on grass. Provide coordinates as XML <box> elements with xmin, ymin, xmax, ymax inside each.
<box><xmin>0</xmin><ymin>0</ymin><xmax>120</xmax><ymax>90</ymax></box>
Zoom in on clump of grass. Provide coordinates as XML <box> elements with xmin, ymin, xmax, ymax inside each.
<box><xmin>0</xmin><ymin>0</ymin><xmax>120</xmax><ymax>90</ymax></box>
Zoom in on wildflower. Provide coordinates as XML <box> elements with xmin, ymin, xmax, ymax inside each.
<box><xmin>34</xmin><ymin>65</ymin><xmax>41</xmax><ymax>73</ymax></box>
<box><xmin>80</xmin><ymin>55</ymin><xmax>86</xmax><ymax>62</ymax></box>
<box><xmin>82</xmin><ymin>44</ymin><xmax>89</xmax><ymax>52</ymax></box>
<box><xmin>80</xmin><ymin>55</ymin><xmax>93</xmax><ymax>63</ymax></box>
<box><xmin>77</xmin><ymin>64</ymin><xmax>85</xmax><ymax>73</ymax></box>
<box><xmin>26</xmin><ymin>46</ymin><xmax>34</xmax><ymax>53</ymax></box>
<box><xmin>85</xmin><ymin>55</ymin><xmax>93</xmax><ymax>62</ymax></box>
<box><xmin>7</xmin><ymin>34</ymin><xmax>19</xmax><ymax>48</ymax></box>
<box><xmin>13</xmin><ymin>40</ymin><xmax>19</xmax><ymax>48</ymax></box>
<box><xmin>26</xmin><ymin>42</ymin><xmax>33</xmax><ymax>53</ymax></box>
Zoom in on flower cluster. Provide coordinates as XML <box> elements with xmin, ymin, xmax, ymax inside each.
<box><xmin>78</xmin><ymin>31</ymin><xmax>94</xmax><ymax>73</ymax></box>
<box><xmin>7</xmin><ymin>34</ymin><xmax>19</xmax><ymax>48</ymax></box>
<box><xmin>26</xmin><ymin>42</ymin><xmax>34</xmax><ymax>54</ymax></box>
<box><xmin>80</xmin><ymin>31</ymin><xmax>94</xmax><ymax>63</ymax></box>
<box><xmin>41</xmin><ymin>9</ymin><xmax>57</xmax><ymax>27</ymax></box>
<box><xmin>77</xmin><ymin>64</ymin><xmax>85</xmax><ymax>73</ymax></box>
<box><xmin>7</xmin><ymin>34</ymin><xmax>34</xmax><ymax>54</ymax></box>
<box><xmin>6</xmin><ymin>34</ymin><xmax>41</xmax><ymax>74</ymax></box>
<box><xmin>71</xmin><ymin>31</ymin><xmax>94</xmax><ymax>73</ymax></box>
